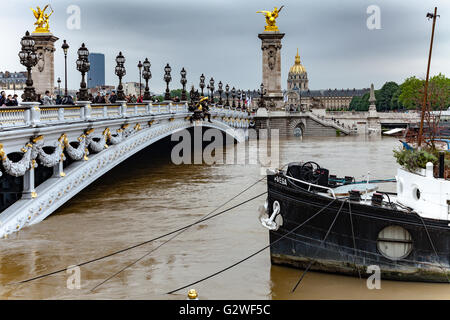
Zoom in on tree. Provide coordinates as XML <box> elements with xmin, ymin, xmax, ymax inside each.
<box><xmin>397</xmin><ymin>74</ymin><xmax>449</xmax><ymax>110</ymax></box>
<box><xmin>398</xmin><ymin>76</ymin><xmax>424</xmax><ymax>110</ymax></box>
<box><xmin>377</xmin><ymin>81</ymin><xmax>399</xmax><ymax>111</ymax></box>
<box><xmin>390</xmin><ymin>87</ymin><xmax>404</xmax><ymax>110</ymax></box>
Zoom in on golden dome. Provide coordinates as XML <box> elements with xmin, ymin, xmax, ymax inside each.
<box><xmin>289</xmin><ymin>48</ymin><xmax>306</xmax><ymax>74</ymax></box>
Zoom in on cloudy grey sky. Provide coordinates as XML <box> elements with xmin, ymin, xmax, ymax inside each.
<box><xmin>1</xmin><ymin>0</ymin><xmax>449</xmax><ymax>93</ymax></box>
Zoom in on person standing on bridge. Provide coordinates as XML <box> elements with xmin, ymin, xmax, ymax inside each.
<box><xmin>0</xmin><ymin>91</ymin><xmax>6</xmax><ymax>106</ymax></box>
<box><xmin>43</xmin><ymin>91</ymin><xmax>54</xmax><ymax>105</ymax></box>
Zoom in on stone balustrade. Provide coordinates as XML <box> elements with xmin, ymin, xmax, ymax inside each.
<box><xmin>0</xmin><ymin>102</ymin><xmax>250</xmax><ymax>131</ymax></box>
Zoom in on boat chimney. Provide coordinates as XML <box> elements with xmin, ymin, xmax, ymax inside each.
<box><xmin>426</xmin><ymin>162</ymin><xmax>434</xmax><ymax>178</ymax></box>
<box><xmin>439</xmin><ymin>151</ymin><xmax>445</xmax><ymax>178</ymax></box>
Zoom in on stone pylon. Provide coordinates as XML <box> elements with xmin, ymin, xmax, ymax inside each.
<box><xmin>258</xmin><ymin>31</ymin><xmax>285</xmax><ymax>110</ymax></box>
<box><xmin>367</xmin><ymin>83</ymin><xmax>381</xmax><ymax>134</ymax></box>
<box><xmin>31</xmin><ymin>32</ymin><xmax>59</xmax><ymax>96</ymax></box>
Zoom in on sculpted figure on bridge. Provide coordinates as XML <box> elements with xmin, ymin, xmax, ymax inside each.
<box><xmin>257</xmin><ymin>6</ymin><xmax>284</xmax><ymax>32</ymax></box>
<box><xmin>31</xmin><ymin>5</ymin><xmax>53</xmax><ymax>33</ymax></box>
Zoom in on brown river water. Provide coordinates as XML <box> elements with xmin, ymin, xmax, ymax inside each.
<box><xmin>0</xmin><ymin>135</ymin><xmax>449</xmax><ymax>299</ymax></box>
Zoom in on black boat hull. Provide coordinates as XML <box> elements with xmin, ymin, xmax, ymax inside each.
<box><xmin>267</xmin><ymin>174</ymin><xmax>450</xmax><ymax>283</ymax></box>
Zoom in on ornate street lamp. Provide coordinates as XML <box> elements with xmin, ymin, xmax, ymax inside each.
<box><xmin>237</xmin><ymin>89</ymin><xmax>241</xmax><ymax>108</ymax></box>
<box><xmin>115</xmin><ymin>51</ymin><xmax>126</xmax><ymax>101</ymax></box>
<box><xmin>218</xmin><ymin>81</ymin><xmax>223</xmax><ymax>105</ymax></box>
<box><xmin>206</xmin><ymin>84</ymin><xmax>210</xmax><ymax>102</ymax></box>
<box><xmin>76</xmin><ymin>43</ymin><xmax>90</xmax><ymax>102</ymax></box>
<box><xmin>225</xmin><ymin>84</ymin><xmax>230</xmax><ymax>107</ymax></box>
<box><xmin>164</xmin><ymin>63</ymin><xmax>172</xmax><ymax>101</ymax></box>
<box><xmin>209</xmin><ymin>77</ymin><xmax>215</xmax><ymax>104</ymax></box>
<box><xmin>231</xmin><ymin>86</ymin><xmax>236</xmax><ymax>108</ymax></box>
<box><xmin>199</xmin><ymin>73</ymin><xmax>205</xmax><ymax>96</ymax></box>
<box><xmin>180</xmin><ymin>67</ymin><xmax>187</xmax><ymax>101</ymax></box>
<box><xmin>18</xmin><ymin>31</ymin><xmax>38</xmax><ymax>102</ymax></box>
<box><xmin>61</xmin><ymin>39</ymin><xmax>69</xmax><ymax>98</ymax></box>
<box><xmin>242</xmin><ymin>91</ymin><xmax>247</xmax><ymax>110</ymax></box>
<box><xmin>142</xmin><ymin>58</ymin><xmax>152</xmax><ymax>101</ymax></box>
<box><xmin>137</xmin><ymin>60</ymin><xmax>143</xmax><ymax>100</ymax></box>
<box><xmin>257</xmin><ymin>82</ymin><xmax>267</xmax><ymax>108</ymax></box>
<box><xmin>57</xmin><ymin>77</ymin><xmax>61</xmax><ymax>96</ymax></box>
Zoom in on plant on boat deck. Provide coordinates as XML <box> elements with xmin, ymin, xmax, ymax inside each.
<box><xmin>393</xmin><ymin>147</ymin><xmax>450</xmax><ymax>177</ymax></box>
<box><xmin>393</xmin><ymin>148</ymin><xmax>437</xmax><ymax>172</ymax></box>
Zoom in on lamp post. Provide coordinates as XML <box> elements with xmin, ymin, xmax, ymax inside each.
<box><xmin>231</xmin><ymin>87</ymin><xmax>236</xmax><ymax>108</ymax></box>
<box><xmin>237</xmin><ymin>89</ymin><xmax>241</xmax><ymax>108</ymax></box>
<box><xmin>61</xmin><ymin>39</ymin><xmax>69</xmax><ymax>98</ymax></box>
<box><xmin>76</xmin><ymin>43</ymin><xmax>90</xmax><ymax>102</ymax></box>
<box><xmin>164</xmin><ymin>63</ymin><xmax>172</xmax><ymax>101</ymax></box>
<box><xmin>218</xmin><ymin>81</ymin><xmax>223</xmax><ymax>105</ymax></box>
<box><xmin>199</xmin><ymin>73</ymin><xmax>205</xmax><ymax>96</ymax></box>
<box><xmin>137</xmin><ymin>60</ymin><xmax>143</xmax><ymax>100</ymax></box>
<box><xmin>115</xmin><ymin>51</ymin><xmax>126</xmax><ymax>101</ymax></box>
<box><xmin>142</xmin><ymin>58</ymin><xmax>152</xmax><ymax>101</ymax></box>
<box><xmin>18</xmin><ymin>31</ymin><xmax>38</xmax><ymax>102</ymax></box>
<box><xmin>209</xmin><ymin>77</ymin><xmax>215</xmax><ymax>104</ymax></box>
<box><xmin>225</xmin><ymin>84</ymin><xmax>230</xmax><ymax>107</ymax></box>
<box><xmin>180</xmin><ymin>67</ymin><xmax>187</xmax><ymax>101</ymax></box>
<box><xmin>242</xmin><ymin>91</ymin><xmax>247</xmax><ymax>110</ymax></box>
<box><xmin>57</xmin><ymin>77</ymin><xmax>61</xmax><ymax>96</ymax></box>
<box><xmin>258</xmin><ymin>82</ymin><xmax>267</xmax><ymax>109</ymax></box>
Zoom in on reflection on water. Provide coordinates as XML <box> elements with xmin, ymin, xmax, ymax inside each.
<box><xmin>0</xmin><ymin>135</ymin><xmax>448</xmax><ymax>299</ymax></box>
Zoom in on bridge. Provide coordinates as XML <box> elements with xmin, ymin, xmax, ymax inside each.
<box><xmin>0</xmin><ymin>102</ymin><xmax>250</xmax><ymax>237</ymax></box>
<box><xmin>254</xmin><ymin>108</ymin><xmax>421</xmax><ymax>136</ymax></box>
<box><xmin>254</xmin><ymin>109</ymin><xmax>351</xmax><ymax>136</ymax></box>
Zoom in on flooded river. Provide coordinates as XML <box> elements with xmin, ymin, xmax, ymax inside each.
<box><xmin>0</xmin><ymin>135</ymin><xmax>449</xmax><ymax>299</ymax></box>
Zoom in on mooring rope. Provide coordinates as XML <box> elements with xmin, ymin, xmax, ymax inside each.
<box><xmin>291</xmin><ymin>199</ymin><xmax>345</xmax><ymax>292</ymax></box>
<box><xmin>167</xmin><ymin>198</ymin><xmax>337</xmax><ymax>295</ymax></box>
<box><xmin>10</xmin><ymin>184</ymin><xmax>267</xmax><ymax>286</ymax></box>
<box><xmin>89</xmin><ymin>176</ymin><xmax>267</xmax><ymax>292</ymax></box>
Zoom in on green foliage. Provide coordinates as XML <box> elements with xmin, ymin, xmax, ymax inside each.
<box><xmin>398</xmin><ymin>76</ymin><xmax>424</xmax><ymax>110</ymax></box>
<box><xmin>377</xmin><ymin>81</ymin><xmax>399</xmax><ymax>111</ymax></box>
<box><xmin>397</xmin><ymin>74</ymin><xmax>450</xmax><ymax>110</ymax></box>
<box><xmin>349</xmin><ymin>93</ymin><xmax>369</xmax><ymax>111</ymax></box>
<box><xmin>393</xmin><ymin>148</ymin><xmax>438</xmax><ymax>172</ymax></box>
<box><xmin>349</xmin><ymin>75</ymin><xmax>449</xmax><ymax>112</ymax></box>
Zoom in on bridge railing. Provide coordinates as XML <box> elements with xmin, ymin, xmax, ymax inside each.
<box><xmin>0</xmin><ymin>102</ymin><xmax>192</xmax><ymax>130</ymax></box>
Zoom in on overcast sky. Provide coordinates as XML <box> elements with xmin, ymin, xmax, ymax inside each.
<box><xmin>1</xmin><ymin>0</ymin><xmax>449</xmax><ymax>93</ymax></box>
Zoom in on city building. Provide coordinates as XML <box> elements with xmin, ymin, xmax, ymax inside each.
<box><xmin>0</xmin><ymin>71</ymin><xmax>27</xmax><ymax>90</ymax></box>
<box><xmin>285</xmin><ymin>50</ymin><xmax>369</xmax><ymax>110</ymax></box>
<box><xmin>88</xmin><ymin>85</ymin><xmax>116</xmax><ymax>95</ymax></box>
<box><xmin>87</xmin><ymin>53</ymin><xmax>105</xmax><ymax>88</ymax></box>
<box><xmin>124</xmin><ymin>82</ymin><xmax>143</xmax><ymax>97</ymax></box>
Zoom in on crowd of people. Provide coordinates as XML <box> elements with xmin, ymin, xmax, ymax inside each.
<box><xmin>89</xmin><ymin>91</ymin><xmax>150</xmax><ymax>104</ymax></box>
<box><xmin>0</xmin><ymin>91</ymin><xmax>19</xmax><ymax>106</ymax></box>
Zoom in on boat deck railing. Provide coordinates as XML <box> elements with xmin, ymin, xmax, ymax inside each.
<box><xmin>284</xmin><ymin>174</ymin><xmax>337</xmax><ymax>199</ymax></box>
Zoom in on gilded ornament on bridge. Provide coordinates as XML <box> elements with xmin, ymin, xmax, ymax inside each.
<box><xmin>31</xmin><ymin>5</ymin><xmax>53</xmax><ymax>33</ymax></box>
<box><xmin>256</xmin><ymin>6</ymin><xmax>284</xmax><ymax>32</ymax></box>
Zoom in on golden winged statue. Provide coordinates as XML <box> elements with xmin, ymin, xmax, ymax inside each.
<box><xmin>31</xmin><ymin>5</ymin><xmax>53</xmax><ymax>33</ymax></box>
<box><xmin>257</xmin><ymin>6</ymin><xmax>284</xmax><ymax>31</ymax></box>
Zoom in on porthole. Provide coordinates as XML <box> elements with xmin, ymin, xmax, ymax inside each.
<box><xmin>412</xmin><ymin>186</ymin><xmax>421</xmax><ymax>200</ymax></box>
<box><xmin>377</xmin><ymin>225</ymin><xmax>412</xmax><ymax>260</ymax></box>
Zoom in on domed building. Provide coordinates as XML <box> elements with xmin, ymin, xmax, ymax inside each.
<box><xmin>287</xmin><ymin>49</ymin><xmax>308</xmax><ymax>91</ymax></box>
<box><xmin>285</xmin><ymin>49</ymin><xmax>369</xmax><ymax>111</ymax></box>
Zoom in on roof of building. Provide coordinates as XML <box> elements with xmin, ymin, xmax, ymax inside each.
<box><xmin>288</xmin><ymin>49</ymin><xmax>306</xmax><ymax>74</ymax></box>
<box><xmin>288</xmin><ymin>87</ymin><xmax>370</xmax><ymax>97</ymax></box>
<box><xmin>0</xmin><ymin>71</ymin><xmax>27</xmax><ymax>79</ymax></box>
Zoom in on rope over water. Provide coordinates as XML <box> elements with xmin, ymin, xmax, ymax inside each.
<box><xmin>9</xmin><ymin>177</ymin><xmax>267</xmax><ymax>286</ymax></box>
<box><xmin>90</xmin><ymin>176</ymin><xmax>267</xmax><ymax>292</ymax></box>
<box><xmin>167</xmin><ymin>198</ymin><xmax>338</xmax><ymax>295</ymax></box>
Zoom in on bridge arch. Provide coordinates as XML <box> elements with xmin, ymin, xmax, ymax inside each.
<box><xmin>0</xmin><ymin>104</ymin><xmax>250</xmax><ymax>237</ymax></box>
<box><xmin>288</xmin><ymin>118</ymin><xmax>306</xmax><ymax>137</ymax></box>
